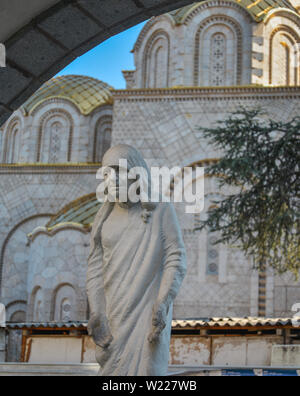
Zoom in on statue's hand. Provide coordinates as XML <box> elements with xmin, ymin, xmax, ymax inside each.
<box><xmin>88</xmin><ymin>314</ymin><xmax>113</xmax><ymax>348</ymax></box>
<box><xmin>148</xmin><ymin>302</ymin><xmax>168</xmax><ymax>344</ymax></box>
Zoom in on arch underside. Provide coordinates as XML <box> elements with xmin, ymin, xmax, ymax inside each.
<box><xmin>0</xmin><ymin>0</ymin><xmax>197</xmax><ymax>127</ymax></box>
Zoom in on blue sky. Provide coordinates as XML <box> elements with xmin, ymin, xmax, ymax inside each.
<box><xmin>56</xmin><ymin>22</ymin><xmax>147</xmax><ymax>89</ymax></box>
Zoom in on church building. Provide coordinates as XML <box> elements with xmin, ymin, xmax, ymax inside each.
<box><xmin>0</xmin><ymin>0</ymin><xmax>300</xmax><ymax>366</ymax></box>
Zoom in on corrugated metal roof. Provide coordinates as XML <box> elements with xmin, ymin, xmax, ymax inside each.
<box><xmin>6</xmin><ymin>317</ymin><xmax>296</xmax><ymax>330</ymax></box>
<box><xmin>6</xmin><ymin>322</ymin><xmax>88</xmax><ymax>329</ymax></box>
<box><xmin>172</xmin><ymin>317</ymin><xmax>295</xmax><ymax>328</ymax></box>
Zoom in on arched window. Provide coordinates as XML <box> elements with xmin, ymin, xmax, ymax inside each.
<box><xmin>194</xmin><ymin>18</ymin><xmax>242</xmax><ymax>86</ymax></box>
<box><xmin>60</xmin><ymin>298</ymin><xmax>72</xmax><ymax>322</ymax></box>
<box><xmin>3</xmin><ymin>119</ymin><xmax>22</xmax><ymax>164</ymax></box>
<box><xmin>93</xmin><ymin>115</ymin><xmax>112</xmax><ymax>162</ymax></box>
<box><xmin>142</xmin><ymin>30</ymin><xmax>170</xmax><ymax>88</ymax></box>
<box><xmin>49</xmin><ymin>121</ymin><xmax>63</xmax><ymax>163</ymax></box>
<box><xmin>269</xmin><ymin>27</ymin><xmax>300</xmax><ymax>86</ymax></box>
<box><xmin>10</xmin><ymin>311</ymin><xmax>26</xmax><ymax>322</ymax></box>
<box><xmin>32</xmin><ymin>288</ymin><xmax>44</xmax><ymax>322</ymax></box>
<box><xmin>210</xmin><ymin>33</ymin><xmax>227</xmax><ymax>86</ymax></box>
<box><xmin>10</xmin><ymin>125</ymin><xmax>21</xmax><ymax>163</ymax></box>
<box><xmin>37</xmin><ymin>110</ymin><xmax>73</xmax><ymax>163</ymax></box>
<box><xmin>53</xmin><ymin>284</ymin><xmax>77</xmax><ymax>322</ymax></box>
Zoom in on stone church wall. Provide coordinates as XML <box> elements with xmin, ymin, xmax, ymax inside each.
<box><xmin>112</xmin><ymin>86</ymin><xmax>300</xmax><ymax>318</ymax></box>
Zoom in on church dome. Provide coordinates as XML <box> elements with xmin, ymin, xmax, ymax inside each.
<box><xmin>22</xmin><ymin>75</ymin><xmax>114</xmax><ymax>116</ymax></box>
<box><xmin>46</xmin><ymin>193</ymin><xmax>100</xmax><ymax>230</ymax></box>
<box><xmin>168</xmin><ymin>0</ymin><xmax>296</xmax><ymax>23</ymax></box>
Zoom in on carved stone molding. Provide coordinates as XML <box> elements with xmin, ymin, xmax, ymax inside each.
<box><xmin>269</xmin><ymin>25</ymin><xmax>300</xmax><ymax>85</ymax></box>
<box><xmin>194</xmin><ymin>15</ymin><xmax>243</xmax><ymax>86</ymax></box>
<box><xmin>1</xmin><ymin>116</ymin><xmax>21</xmax><ymax>163</ymax></box>
<box><xmin>0</xmin><ymin>214</ymin><xmax>52</xmax><ymax>295</ymax></box>
<box><xmin>93</xmin><ymin>115</ymin><xmax>113</xmax><ymax>163</ymax></box>
<box><xmin>182</xmin><ymin>0</ymin><xmax>254</xmax><ymax>25</ymax></box>
<box><xmin>142</xmin><ymin>29</ymin><xmax>171</xmax><ymax>88</ymax></box>
<box><xmin>133</xmin><ymin>15</ymin><xmax>175</xmax><ymax>53</ymax></box>
<box><xmin>113</xmin><ymin>86</ymin><xmax>300</xmax><ymax>101</ymax></box>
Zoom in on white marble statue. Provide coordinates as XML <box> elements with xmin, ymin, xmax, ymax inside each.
<box><xmin>87</xmin><ymin>145</ymin><xmax>186</xmax><ymax>376</ymax></box>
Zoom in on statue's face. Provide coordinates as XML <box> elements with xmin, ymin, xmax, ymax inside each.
<box><xmin>103</xmin><ymin>165</ymin><xmax>137</xmax><ymax>202</ymax></box>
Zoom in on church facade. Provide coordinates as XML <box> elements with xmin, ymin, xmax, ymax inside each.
<box><xmin>0</xmin><ymin>0</ymin><xmax>300</xmax><ymax>330</ymax></box>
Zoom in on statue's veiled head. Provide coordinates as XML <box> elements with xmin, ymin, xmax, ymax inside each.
<box><xmin>101</xmin><ymin>145</ymin><xmax>156</xmax><ymax>217</ymax></box>
<box><xmin>102</xmin><ymin>144</ymin><xmax>150</xmax><ymax>173</ymax></box>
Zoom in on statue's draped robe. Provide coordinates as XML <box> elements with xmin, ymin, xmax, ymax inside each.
<box><xmin>87</xmin><ymin>202</ymin><xmax>186</xmax><ymax>376</ymax></box>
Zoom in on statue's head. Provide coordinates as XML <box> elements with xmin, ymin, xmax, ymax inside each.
<box><xmin>101</xmin><ymin>145</ymin><xmax>156</xmax><ymax>220</ymax></box>
<box><xmin>102</xmin><ymin>144</ymin><xmax>149</xmax><ymax>172</ymax></box>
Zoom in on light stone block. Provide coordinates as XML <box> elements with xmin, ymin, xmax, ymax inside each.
<box><xmin>271</xmin><ymin>346</ymin><xmax>300</xmax><ymax>367</ymax></box>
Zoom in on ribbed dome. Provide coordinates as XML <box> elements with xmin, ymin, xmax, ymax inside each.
<box><xmin>28</xmin><ymin>193</ymin><xmax>101</xmax><ymax>242</ymax></box>
<box><xmin>168</xmin><ymin>0</ymin><xmax>296</xmax><ymax>23</ymax></box>
<box><xmin>46</xmin><ymin>193</ymin><xmax>100</xmax><ymax>230</ymax></box>
<box><xmin>22</xmin><ymin>75</ymin><xmax>114</xmax><ymax>116</ymax></box>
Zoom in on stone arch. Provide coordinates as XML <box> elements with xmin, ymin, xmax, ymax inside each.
<box><xmin>28</xmin><ymin>227</ymin><xmax>89</xmax><ymax>321</ymax></box>
<box><xmin>142</xmin><ymin>29</ymin><xmax>171</xmax><ymax>88</ymax></box>
<box><xmin>269</xmin><ymin>25</ymin><xmax>300</xmax><ymax>86</ymax></box>
<box><xmin>36</xmin><ymin>108</ymin><xmax>74</xmax><ymax>163</ymax></box>
<box><xmin>93</xmin><ymin>115</ymin><xmax>113</xmax><ymax>162</ymax></box>
<box><xmin>28</xmin><ymin>286</ymin><xmax>44</xmax><ymax>322</ymax></box>
<box><xmin>5</xmin><ymin>300</ymin><xmax>27</xmax><ymax>322</ymax></box>
<box><xmin>0</xmin><ymin>214</ymin><xmax>52</xmax><ymax>298</ymax></box>
<box><xmin>2</xmin><ymin>117</ymin><xmax>22</xmax><ymax>164</ymax></box>
<box><xmin>264</xmin><ymin>9</ymin><xmax>300</xmax><ymax>28</ymax></box>
<box><xmin>50</xmin><ymin>283</ymin><xmax>78</xmax><ymax>322</ymax></box>
<box><xmin>10</xmin><ymin>311</ymin><xmax>26</xmax><ymax>322</ymax></box>
<box><xmin>30</xmin><ymin>98</ymin><xmax>82</xmax><ymax>119</ymax></box>
<box><xmin>182</xmin><ymin>0</ymin><xmax>255</xmax><ymax>25</ymax></box>
<box><xmin>194</xmin><ymin>16</ymin><xmax>243</xmax><ymax>86</ymax></box>
<box><xmin>133</xmin><ymin>14</ymin><xmax>175</xmax><ymax>53</ymax></box>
